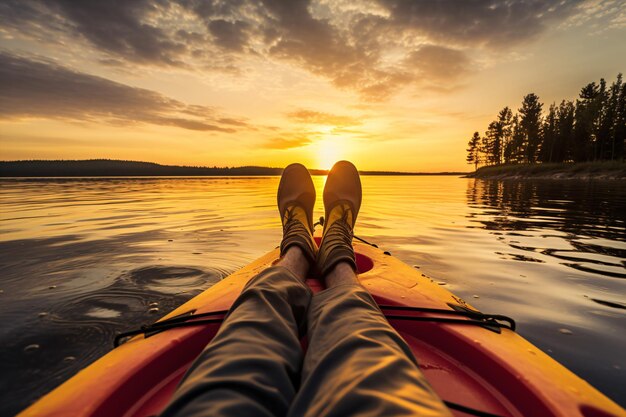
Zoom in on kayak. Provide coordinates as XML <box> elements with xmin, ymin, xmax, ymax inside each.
<box><xmin>19</xmin><ymin>238</ymin><xmax>626</xmax><ymax>417</ymax></box>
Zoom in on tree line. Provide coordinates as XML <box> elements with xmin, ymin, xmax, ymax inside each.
<box><xmin>467</xmin><ymin>74</ymin><xmax>626</xmax><ymax>170</ymax></box>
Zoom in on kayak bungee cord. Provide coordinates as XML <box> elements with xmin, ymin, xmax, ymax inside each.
<box><xmin>380</xmin><ymin>305</ymin><xmax>515</xmax><ymax>333</ymax></box>
<box><xmin>114</xmin><ymin>310</ymin><xmax>228</xmax><ymax>347</ymax></box>
<box><xmin>441</xmin><ymin>401</ymin><xmax>504</xmax><ymax>417</ymax></box>
<box><xmin>316</xmin><ymin>216</ymin><xmax>380</xmax><ymax>248</ymax></box>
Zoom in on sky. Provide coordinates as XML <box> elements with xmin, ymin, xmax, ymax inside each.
<box><xmin>0</xmin><ymin>0</ymin><xmax>624</xmax><ymax>172</ymax></box>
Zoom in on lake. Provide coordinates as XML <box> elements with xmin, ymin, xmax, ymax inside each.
<box><xmin>0</xmin><ymin>176</ymin><xmax>624</xmax><ymax>415</ymax></box>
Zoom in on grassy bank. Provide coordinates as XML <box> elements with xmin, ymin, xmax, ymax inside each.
<box><xmin>468</xmin><ymin>161</ymin><xmax>626</xmax><ymax>179</ymax></box>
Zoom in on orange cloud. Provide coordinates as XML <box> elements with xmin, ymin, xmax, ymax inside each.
<box><xmin>0</xmin><ymin>52</ymin><xmax>247</xmax><ymax>133</ymax></box>
<box><xmin>287</xmin><ymin>110</ymin><xmax>361</xmax><ymax>127</ymax></box>
<box><xmin>263</xmin><ymin>136</ymin><xmax>314</xmax><ymax>150</ymax></box>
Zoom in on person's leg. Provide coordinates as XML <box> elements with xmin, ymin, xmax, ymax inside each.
<box><xmin>288</xmin><ymin>262</ymin><xmax>452</xmax><ymax>417</ymax></box>
<box><xmin>161</xmin><ymin>248</ymin><xmax>311</xmax><ymax>417</ymax></box>
<box><xmin>288</xmin><ymin>161</ymin><xmax>451</xmax><ymax>417</ymax></box>
<box><xmin>162</xmin><ymin>163</ymin><xmax>319</xmax><ymax>417</ymax></box>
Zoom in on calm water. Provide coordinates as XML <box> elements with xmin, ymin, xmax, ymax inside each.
<box><xmin>0</xmin><ymin>176</ymin><xmax>625</xmax><ymax>415</ymax></box>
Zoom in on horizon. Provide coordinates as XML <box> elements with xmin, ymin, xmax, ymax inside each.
<box><xmin>0</xmin><ymin>159</ymin><xmax>469</xmax><ymax>175</ymax></box>
<box><xmin>1</xmin><ymin>1</ymin><xmax>625</xmax><ymax>171</ymax></box>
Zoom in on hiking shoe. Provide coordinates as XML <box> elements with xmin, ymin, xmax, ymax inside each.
<box><xmin>277</xmin><ymin>163</ymin><xmax>318</xmax><ymax>264</ymax></box>
<box><xmin>317</xmin><ymin>161</ymin><xmax>362</xmax><ymax>277</ymax></box>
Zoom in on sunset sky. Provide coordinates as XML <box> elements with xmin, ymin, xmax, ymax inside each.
<box><xmin>0</xmin><ymin>0</ymin><xmax>624</xmax><ymax>171</ymax></box>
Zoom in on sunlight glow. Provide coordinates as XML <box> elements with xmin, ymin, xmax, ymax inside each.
<box><xmin>316</xmin><ymin>137</ymin><xmax>345</xmax><ymax>170</ymax></box>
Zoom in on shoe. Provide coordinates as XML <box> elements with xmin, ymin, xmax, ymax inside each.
<box><xmin>277</xmin><ymin>163</ymin><xmax>318</xmax><ymax>264</ymax></box>
<box><xmin>316</xmin><ymin>161</ymin><xmax>362</xmax><ymax>277</ymax></box>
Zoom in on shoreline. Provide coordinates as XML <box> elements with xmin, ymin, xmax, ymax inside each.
<box><xmin>467</xmin><ymin>162</ymin><xmax>626</xmax><ymax>180</ymax></box>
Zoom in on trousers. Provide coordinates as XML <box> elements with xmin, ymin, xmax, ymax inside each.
<box><xmin>161</xmin><ymin>266</ymin><xmax>452</xmax><ymax>417</ymax></box>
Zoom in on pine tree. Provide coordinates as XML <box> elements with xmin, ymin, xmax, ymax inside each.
<box><xmin>466</xmin><ymin>132</ymin><xmax>481</xmax><ymax>170</ymax></box>
<box><xmin>498</xmin><ymin>107</ymin><xmax>513</xmax><ymax>164</ymax></box>
<box><xmin>483</xmin><ymin>121</ymin><xmax>498</xmax><ymax>165</ymax></box>
<box><xmin>518</xmin><ymin>93</ymin><xmax>543</xmax><ymax>163</ymax></box>
<box><xmin>506</xmin><ymin>115</ymin><xmax>525</xmax><ymax>164</ymax></box>
<box><xmin>556</xmin><ymin>100</ymin><xmax>575</xmax><ymax>162</ymax></box>
<box><xmin>594</xmin><ymin>78</ymin><xmax>610</xmax><ymax>160</ymax></box>
<box><xmin>481</xmin><ymin>129</ymin><xmax>493</xmax><ymax>166</ymax></box>
<box><xmin>539</xmin><ymin>104</ymin><xmax>558</xmax><ymax>163</ymax></box>
<box><xmin>606</xmin><ymin>74</ymin><xmax>624</xmax><ymax>160</ymax></box>
<box><xmin>573</xmin><ymin>82</ymin><xmax>599</xmax><ymax>162</ymax></box>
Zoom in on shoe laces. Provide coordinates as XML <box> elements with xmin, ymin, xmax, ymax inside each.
<box><xmin>323</xmin><ymin>204</ymin><xmax>353</xmax><ymax>247</ymax></box>
<box><xmin>283</xmin><ymin>206</ymin><xmax>311</xmax><ymax>236</ymax></box>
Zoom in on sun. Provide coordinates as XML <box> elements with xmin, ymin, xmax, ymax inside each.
<box><xmin>316</xmin><ymin>137</ymin><xmax>344</xmax><ymax>170</ymax></box>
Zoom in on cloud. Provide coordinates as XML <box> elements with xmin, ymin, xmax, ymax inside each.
<box><xmin>564</xmin><ymin>0</ymin><xmax>626</xmax><ymax>31</ymax></box>
<box><xmin>404</xmin><ymin>45</ymin><xmax>472</xmax><ymax>84</ymax></box>
<box><xmin>263</xmin><ymin>135</ymin><xmax>313</xmax><ymax>150</ymax></box>
<box><xmin>376</xmin><ymin>0</ymin><xmax>585</xmax><ymax>48</ymax></box>
<box><xmin>0</xmin><ymin>0</ymin><xmax>188</xmax><ymax>66</ymax></box>
<box><xmin>287</xmin><ymin>110</ymin><xmax>361</xmax><ymax>126</ymax></box>
<box><xmin>0</xmin><ymin>51</ymin><xmax>246</xmax><ymax>132</ymax></box>
<box><xmin>0</xmin><ymin>0</ymin><xmax>603</xmax><ymax>99</ymax></box>
<box><xmin>208</xmin><ymin>19</ymin><xmax>251</xmax><ymax>51</ymax></box>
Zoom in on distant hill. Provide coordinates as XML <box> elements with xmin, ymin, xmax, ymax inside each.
<box><xmin>0</xmin><ymin>160</ymin><xmax>289</xmax><ymax>177</ymax></box>
<box><xmin>0</xmin><ymin>160</ymin><xmax>466</xmax><ymax>177</ymax></box>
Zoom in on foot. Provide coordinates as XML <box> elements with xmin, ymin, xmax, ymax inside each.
<box><xmin>277</xmin><ymin>163</ymin><xmax>318</xmax><ymax>266</ymax></box>
<box><xmin>317</xmin><ymin>161</ymin><xmax>362</xmax><ymax>278</ymax></box>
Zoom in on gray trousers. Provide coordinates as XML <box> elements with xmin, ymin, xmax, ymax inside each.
<box><xmin>161</xmin><ymin>266</ymin><xmax>452</xmax><ymax>417</ymax></box>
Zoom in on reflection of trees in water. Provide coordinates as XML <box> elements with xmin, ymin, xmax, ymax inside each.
<box><xmin>466</xmin><ymin>179</ymin><xmax>625</xmax><ymax>240</ymax></box>
<box><xmin>466</xmin><ymin>179</ymin><xmax>626</xmax><ymax>278</ymax></box>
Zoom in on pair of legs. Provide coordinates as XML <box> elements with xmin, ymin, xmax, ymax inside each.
<box><xmin>280</xmin><ymin>246</ymin><xmax>356</xmax><ymax>288</ymax></box>
<box><xmin>161</xmin><ymin>162</ymin><xmax>451</xmax><ymax>417</ymax></box>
